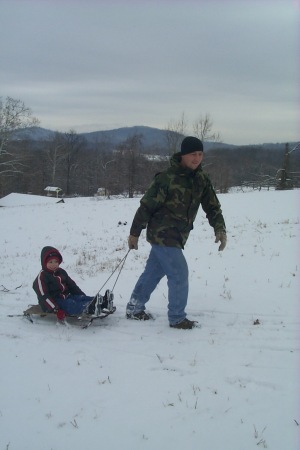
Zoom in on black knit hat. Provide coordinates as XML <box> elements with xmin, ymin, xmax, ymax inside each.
<box><xmin>181</xmin><ymin>136</ymin><xmax>203</xmax><ymax>155</ymax></box>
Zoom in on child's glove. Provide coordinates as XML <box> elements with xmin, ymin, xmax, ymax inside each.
<box><xmin>128</xmin><ymin>235</ymin><xmax>139</xmax><ymax>250</ymax></box>
<box><xmin>215</xmin><ymin>231</ymin><xmax>227</xmax><ymax>251</ymax></box>
<box><xmin>56</xmin><ymin>309</ymin><xmax>66</xmax><ymax>321</ymax></box>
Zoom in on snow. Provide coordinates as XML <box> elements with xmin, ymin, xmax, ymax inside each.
<box><xmin>0</xmin><ymin>193</ymin><xmax>61</xmax><ymax>207</ymax></box>
<box><xmin>0</xmin><ymin>190</ymin><xmax>299</xmax><ymax>450</ymax></box>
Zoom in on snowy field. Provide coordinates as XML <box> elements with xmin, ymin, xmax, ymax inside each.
<box><xmin>0</xmin><ymin>189</ymin><xmax>299</xmax><ymax>450</ymax></box>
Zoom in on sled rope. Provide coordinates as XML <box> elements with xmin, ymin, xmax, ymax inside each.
<box><xmin>96</xmin><ymin>249</ymin><xmax>130</xmax><ymax>295</ymax></box>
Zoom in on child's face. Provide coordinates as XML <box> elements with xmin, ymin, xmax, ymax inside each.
<box><xmin>46</xmin><ymin>258</ymin><xmax>60</xmax><ymax>271</ymax></box>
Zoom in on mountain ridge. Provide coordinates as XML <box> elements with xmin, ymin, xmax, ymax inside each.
<box><xmin>12</xmin><ymin>125</ymin><xmax>296</xmax><ymax>151</ymax></box>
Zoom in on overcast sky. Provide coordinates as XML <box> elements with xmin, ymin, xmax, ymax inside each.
<box><xmin>0</xmin><ymin>0</ymin><xmax>299</xmax><ymax>145</ymax></box>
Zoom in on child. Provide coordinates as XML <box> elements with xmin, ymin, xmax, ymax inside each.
<box><xmin>33</xmin><ymin>246</ymin><xmax>113</xmax><ymax>321</ymax></box>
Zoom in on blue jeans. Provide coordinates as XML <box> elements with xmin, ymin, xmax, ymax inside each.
<box><xmin>56</xmin><ymin>295</ymin><xmax>94</xmax><ymax>315</ymax></box>
<box><xmin>126</xmin><ymin>245</ymin><xmax>189</xmax><ymax>325</ymax></box>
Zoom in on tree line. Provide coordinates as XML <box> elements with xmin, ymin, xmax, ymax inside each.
<box><xmin>1</xmin><ymin>97</ymin><xmax>299</xmax><ymax>198</ymax></box>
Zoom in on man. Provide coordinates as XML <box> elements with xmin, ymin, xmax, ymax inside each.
<box><xmin>126</xmin><ymin>136</ymin><xmax>226</xmax><ymax>329</ymax></box>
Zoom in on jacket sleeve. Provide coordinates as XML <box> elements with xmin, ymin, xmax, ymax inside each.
<box><xmin>201</xmin><ymin>176</ymin><xmax>226</xmax><ymax>233</ymax></box>
<box><xmin>130</xmin><ymin>174</ymin><xmax>168</xmax><ymax>236</ymax></box>
<box><xmin>32</xmin><ymin>271</ymin><xmax>59</xmax><ymax>312</ymax></box>
<box><xmin>65</xmin><ymin>274</ymin><xmax>85</xmax><ymax>296</ymax></box>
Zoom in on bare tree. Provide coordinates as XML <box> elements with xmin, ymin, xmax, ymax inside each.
<box><xmin>165</xmin><ymin>112</ymin><xmax>221</xmax><ymax>155</ymax></box>
<box><xmin>101</xmin><ymin>158</ymin><xmax>116</xmax><ymax>197</ymax></box>
<box><xmin>0</xmin><ymin>97</ymin><xmax>39</xmax><ymax>153</ymax></box>
<box><xmin>193</xmin><ymin>113</ymin><xmax>221</xmax><ymax>143</ymax></box>
<box><xmin>60</xmin><ymin>130</ymin><xmax>86</xmax><ymax>195</ymax></box>
<box><xmin>0</xmin><ymin>97</ymin><xmax>40</xmax><ymax>196</ymax></box>
<box><xmin>164</xmin><ymin>112</ymin><xmax>187</xmax><ymax>154</ymax></box>
<box><xmin>0</xmin><ymin>97</ymin><xmax>39</xmax><ymax>182</ymax></box>
<box><xmin>276</xmin><ymin>142</ymin><xmax>300</xmax><ymax>190</ymax></box>
<box><xmin>116</xmin><ymin>134</ymin><xmax>144</xmax><ymax>197</ymax></box>
<box><xmin>43</xmin><ymin>133</ymin><xmax>66</xmax><ymax>187</ymax></box>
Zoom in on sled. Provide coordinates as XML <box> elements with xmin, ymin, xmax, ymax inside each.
<box><xmin>22</xmin><ymin>304</ymin><xmax>116</xmax><ymax>328</ymax></box>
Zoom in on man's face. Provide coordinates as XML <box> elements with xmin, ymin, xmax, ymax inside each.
<box><xmin>180</xmin><ymin>151</ymin><xmax>203</xmax><ymax>170</ymax></box>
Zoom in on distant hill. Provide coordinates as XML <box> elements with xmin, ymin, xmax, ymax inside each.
<box><xmin>12</xmin><ymin>125</ymin><xmax>172</xmax><ymax>147</ymax></box>
<box><xmin>12</xmin><ymin>126</ymin><xmax>55</xmax><ymax>141</ymax></box>
<box><xmin>11</xmin><ymin>126</ymin><xmax>297</xmax><ymax>152</ymax></box>
<box><xmin>12</xmin><ymin>125</ymin><xmax>236</xmax><ymax>150</ymax></box>
<box><xmin>81</xmin><ymin>126</ymin><xmax>171</xmax><ymax>148</ymax></box>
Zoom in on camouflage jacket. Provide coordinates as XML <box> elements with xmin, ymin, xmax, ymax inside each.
<box><xmin>130</xmin><ymin>153</ymin><xmax>226</xmax><ymax>249</ymax></box>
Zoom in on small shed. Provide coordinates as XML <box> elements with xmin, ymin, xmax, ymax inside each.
<box><xmin>95</xmin><ymin>187</ymin><xmax>107</xmax><ymax>196</ymax></box>
<box><xmin>44</xmin><ymin>186</ymin><xmax>62</xmax><ymax>198</ymax></box>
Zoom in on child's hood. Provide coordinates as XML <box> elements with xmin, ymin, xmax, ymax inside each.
<box><xmin>41</xmin><ymin>246</ymin><xmax>63</xmax><ymax>270</ymax></box>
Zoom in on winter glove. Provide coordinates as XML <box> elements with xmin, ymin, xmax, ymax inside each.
<box><xmin>128</xmin><ymin>235</ymin><xmax>139</xmax><ymax>250</ymax></box>
<box><xmin>215</xmin><ymin>231</ymin><xmax>227</xmax><ymax>251</ymax></box>
<box><xmin>56</xmin><ymin>309</ymin><xmax>66</xmax><ymax>321</ymax></box>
